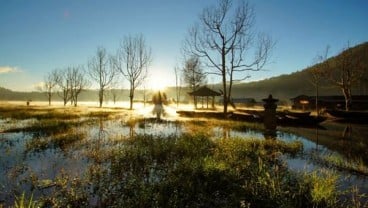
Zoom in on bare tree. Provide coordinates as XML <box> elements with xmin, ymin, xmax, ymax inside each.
<box><xmin>70</xmin><ymin>66</ymin><xmax>90</xmax><ymax>107</ymax></box>
<box><xmin>324</xmin><ymin>43</ymin><xmax>364</xmax><ymax>111</ymax></box>
<box><xmin>115</xmin><ymin>34</ymin><xmax>152</xmax><ymax>110</ymax></box>
<box><xmin>55</xmin><ymin>67</ymin><xmax>72</xmax><ymax>106</ymax></box>
<box><xmin>38</xmin><ymin>70</ymin><xmax>59</xmax><ymax>106</ymax></box>
<box><xmin>107</xmin><ymin>77</ymin><xmax>121</xmax><ymax>105</ymax></box>
<box><xmin>184</xmin><ymin>0</ymin><xmax>273</xmax><ymax>114</ymax></box>
<box><xmin>174</xmin><ymin>66</ymin><xmax>182</xmax><ymax>107</ymax></box>
<box><xmin>310</xmin><ymin>46</ymin><xmax>329</xmax><ymax>115</ymax></box>
<box><xmin>88</xmin><ymin>47</ymin><xmax>116</xmax><ymax>108</ymax></box>
<box><xmin>182</xmin><ymin>56</ymin><xmax>206</xmax><ymax>108</ymax></box>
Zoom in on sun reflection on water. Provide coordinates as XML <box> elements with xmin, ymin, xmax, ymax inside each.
<box><xmin>136</xmin><ymin>103</ymin><xmax>180</xmax><ymax>120</ymax></box>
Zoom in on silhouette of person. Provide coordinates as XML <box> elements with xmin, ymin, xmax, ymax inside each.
<box><xmin>152</xmin><ymin>91</ymin><xmax>167</xmax><ymax>120</ymax></box>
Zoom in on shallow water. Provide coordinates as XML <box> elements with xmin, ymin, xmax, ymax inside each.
<box><xmin>0</xmin><ymin>115</ymin><xmax>367</xmax><ymax>205</ymax></box>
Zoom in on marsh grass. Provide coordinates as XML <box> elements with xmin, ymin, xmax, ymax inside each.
<box><xmin>179</xmin><ymin>118</ymin><xmax>265</xmax><ymax>139</ymax></box>
<box><xmin>0</xmin><ymin>106</ymin><xmax>81</xmax><ymax>120</ymax></box>
<box><xmin>297</xmin><ymin>169</ymin><xmax>339</xmax><ymax>207</ymax></box>
<box><xmin>3</xmin><ymin>119</ymin><xmax>84</xmax><ymax>136</ymax></box>
<box><xmin>6</xmin><ymin>133</ymin><xmax>365</xmax><ymax>208</ymax></box>
<box><xmin>83</xmin><ymin>133</ymin><xmax>351</xmax><ymax>207</ymax></box>
<box><xmin>0</xmin><ymin>104</ymin><xmax>123</xmax><ymax>121</ymax></box>
<box><xmin>13</xmin><ymin>192</ymin><xmax>38</xmax><ymax>208</ymax></box>
<box><xmin>87</xmin><ymin>110</ymin><xmax>122</xmax><ymax>119</ymax></box>
<box><xmin>25</xmin><ymin>131</ymin><xmax>86</xmax><ymax>153</ymax></box>
<box><xmin>1</xmin><ymin>105</ymin><xmax>367</xmax><ymax>207</ymax></box>
<box><xmin>311</xmin><ymin>152</ymin><xmax>368</xmax><ymax>176</ymax></box>
<box><xmin>183</xmin><ymin>118</ymin><xmax>264</xmax><ymax>131</ymax></box>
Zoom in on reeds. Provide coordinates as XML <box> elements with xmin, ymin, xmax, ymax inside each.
<box><xmin>1</xmin><ymin>105</ymin><xmax>367</xmax><ymax>207</ymax></box>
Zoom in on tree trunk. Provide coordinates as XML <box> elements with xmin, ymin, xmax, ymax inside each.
<box><xmin>222</xmin><ymin>80</ymin><xmax>227</xmax><ymax>114</ymax></box>
<box><xmin>342</xmin><ymin>88</ymin><xmax>352</xmax><ymax>111</ymax></box>
<box><xmin>129</xmin><ymin>89</ymin><xmax>134</xmax><ymax>110</ymax></box>
<box><xmin>222</xmin><ymin>47</ymin><xmax>227</xmax><ymax>115</ymax></box>
<box><xmin>194</xmin><ymin>96</ymin><xmax>197</xmax><ymax>109</ymax></box>
<box><xmin>48</xmin><ymin>93</ymin><xmax>51</xmax><ymax>106</ymax></box>
<box><xmin>74</xmin><ymin>96</ymin><xmax>78</xmax><ymax>107</ymax></box>
<box><xmin>315</xmin><ymin>84</ymin><xmax>319</xmax><ymax>116</ymax></box>
<box><xmin>99</xmin><ymin>89</ymin><xmax>103</xmax><ymax>108</ymax></box>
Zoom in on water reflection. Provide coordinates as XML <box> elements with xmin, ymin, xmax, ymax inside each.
<box><xmin>1</xmin><ymin>116</ymin><xmax>367</xmax><ymax>205</ymax></box>
<box><xmin>279</xmin><ymin>121</ymin><xmax>368</xmax><ymax>194</ymax></box>
<box><xmin>263</xmin><ymin>130</ymin><xmax>277</xmax><ymax>140</ymax></box>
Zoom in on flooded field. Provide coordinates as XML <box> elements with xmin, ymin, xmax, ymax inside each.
<box><xmin>0</xmin><ymin>102</ymin><xmax>367</xmax><ymax>207</ymax></box>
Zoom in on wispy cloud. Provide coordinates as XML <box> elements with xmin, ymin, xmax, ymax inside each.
<box><xmin>0</xmin><ymin>66</ymin><xmax>21</xmax><ymax>74</ymax></box>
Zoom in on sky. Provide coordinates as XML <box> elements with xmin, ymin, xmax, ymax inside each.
<box><xmin>0</xmin><ymin>0</ymin><xmax>367</xmax><ymax>91</ymax></box>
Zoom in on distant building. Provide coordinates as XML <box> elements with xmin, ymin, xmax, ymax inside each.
<box><xmin>231</xmin><ymin>98</ymin><xmax>257</xmax><ymax>107</ymax></box>
<box><xmin>218</xmin><ymin>97</ymin><xmax>257</xmax><ymax>108</ymax></box>
<box><xmin>290</xmin><ymin>95</ymin><xmax>368</xmax><ymax>110</ymax></box>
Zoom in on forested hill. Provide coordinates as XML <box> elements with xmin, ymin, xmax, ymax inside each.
<box><xmin>229</xmin><ymin>42</ymin><xmax>368</xmax><ymax>102</ymax></box>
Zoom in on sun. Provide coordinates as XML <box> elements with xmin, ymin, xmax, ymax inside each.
<box><xmin>147</xmin><ymin>73</ymin><xmax>170</xmax><ymax>91</ymax></box>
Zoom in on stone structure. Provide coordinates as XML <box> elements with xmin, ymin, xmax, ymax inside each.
<box><xmin>262</xmin><ymin>94</ymin><xmax>278</xmax><ymax>139</ymax></box>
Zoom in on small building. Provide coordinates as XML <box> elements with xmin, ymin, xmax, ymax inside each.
<box><xmin>188</xmin><ymin>86</ymin><xmax>222</xmax><ymax>109</ymax></box>
<box><xmin>291</xmin><ymin>95</ymin><xmax>368</xmax><ymax>110</ymax></box>
<box><xmin>218</xmin><ymin>97</ymin><xmax>257</xmax><ymax>108</ymax></box>
<box><xmin>230</xmin><ymin>98</ymin><xmax>257</xmax><ymax>107</ymax></box>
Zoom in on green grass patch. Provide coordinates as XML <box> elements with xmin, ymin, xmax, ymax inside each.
<box><xmin>25</xmin><ymin>131</ymin><xmax>86</xmax><ymax>153</ymax></box>
<box><xmin>83</xmin><ymin>133</ymin><xmax>354</xmax><ymax>208</ymax></box>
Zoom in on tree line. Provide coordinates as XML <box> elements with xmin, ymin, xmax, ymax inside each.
<box><xmin>40</xmin><ymin>34</ymin><xmax>151</xmax><ymax>109</ymax></box>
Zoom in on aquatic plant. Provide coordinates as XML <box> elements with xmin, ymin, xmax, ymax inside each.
<box><xmin>25</xmin><ymin>131</ymin><xmax>86</xmax><ymax>153</ymax></box>
<box><xmin>14</xmin><ymin>192</ymin><xmax>38</xmax><ymax>208</ymax></box>
<box><xmin>1</xmin><ymin>105</ymin><xmax>367</xmax><ymax>207</ymax></box>
<box><xmin>311</xmin><ymin>152</ymin><xmax>368</xmax><ymax>176</ymax></box>
<box><xmin>85</xmin><ymin>133</ymin><xmax>336</xmax><ymax>207</ymax></box>
<box><xmin>301</xmin><ymin>169</ymin><xmax>339</xmax><ymax>207</ymax></box>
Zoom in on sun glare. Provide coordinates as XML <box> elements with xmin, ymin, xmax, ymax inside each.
<box><xmin>148</xmin><ymin>74</ymin><xmax>169</xmax><ymax>91</ymax></box>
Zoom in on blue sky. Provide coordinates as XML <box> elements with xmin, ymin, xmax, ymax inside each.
<box><xmin>0</xmin><ymin>0</ymin><xmax>367</xmax><ymax>91</ymax></box>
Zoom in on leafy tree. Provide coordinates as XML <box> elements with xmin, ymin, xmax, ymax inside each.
<box><xmin>182</xmin><ymin>56</ymin><xmax>206</xmax><ymax>108</ymax></box>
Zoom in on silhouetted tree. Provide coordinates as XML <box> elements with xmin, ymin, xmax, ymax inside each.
<box><xmin>88</xmin><ymin>47</ymin><xmax>116</xmax><ymax>108</ymax></box>
<box><xmin>184</xmin><ymin>0</ymin><xmax>273</xmax><ymax>114</ymax></box>
<box><xmin>324</xmin><ymin>44</ymin><xmax>364</xmax><ymax>111</ymax></box>
<box><xmin>38</xmin><ymin>70</ymin><xmax>58</xmax><ymax>106</ymax></box>
<box><xmin>55</xmin><ymin>67</ymin><xmax>72</xmax><ymax>106</ymax></box>
<box><xmin>174</xmin><ymin>66</ymin><xmax>182</xmax><ymax>107</ymax></box>
<box><xmin>70</xmin><ymin>66</ymin><xmax>90</xmax><ymax>107</ymax></box>
<box><xmin>108</xmin><ymin>78</ymin><xmax>121</xmax><ymax>105</ymax></box>
<box><xmin>115</xmin><ymin>34</ymin><xmax>152</xmax><ymax>110</ymax></box>
<box><xmin>182</xmin><ymin>56</ymin><xmax>206</xmax><ymax>108</ymax></box>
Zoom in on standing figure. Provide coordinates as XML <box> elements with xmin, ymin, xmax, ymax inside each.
<box><xmin>152</xmin><ymin>91</ymin><xmax>167</xmax><ymax>120</ymax></box>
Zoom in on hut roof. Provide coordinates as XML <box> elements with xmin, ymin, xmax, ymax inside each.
<box><xmin>188</xmin><ymin>86</ymin><xmax>222</xmax><ymax>97</ymax></box>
